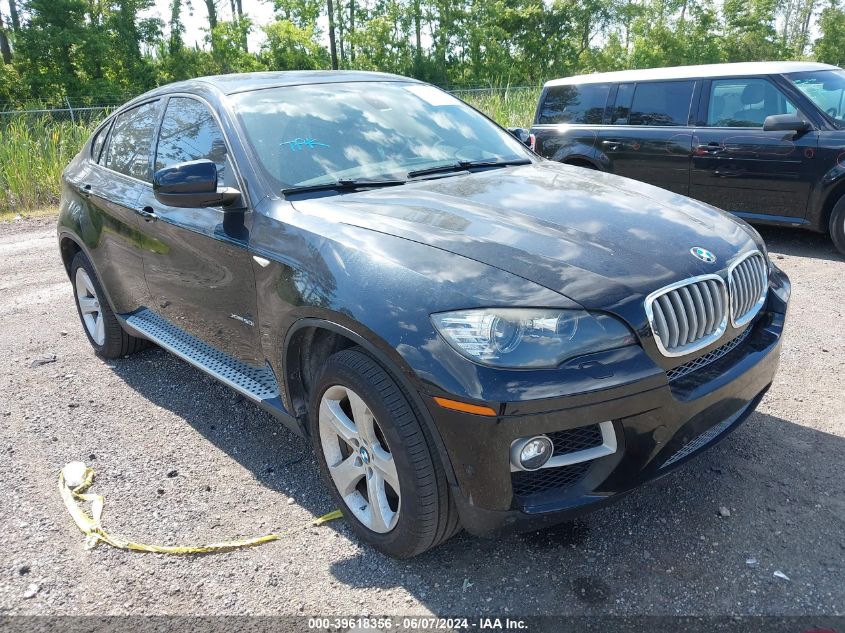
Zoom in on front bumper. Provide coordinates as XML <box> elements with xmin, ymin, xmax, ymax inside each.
<box><xmin>423</xmin><ymin>267</ymin><xmax>790</xmax><ymax>537</ymax></box>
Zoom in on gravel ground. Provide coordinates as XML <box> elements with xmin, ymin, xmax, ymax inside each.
<box><xmin>0</xmin><ymin>216</ymin><xmax>843</xmax><ymax>618</ymax></box>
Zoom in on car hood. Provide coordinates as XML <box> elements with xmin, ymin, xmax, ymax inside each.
<box><xmin>290</xmin><ymin>162</ymin><xmax>758</xmax><ymax>309</ymax></box>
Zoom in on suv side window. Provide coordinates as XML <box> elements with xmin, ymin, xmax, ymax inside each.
<box><xmin>90</xmin><ymin>120</ymin><xmax>113</xmax><ymax>164</ymax></box>
<box><xmin>537</xmin><ymin>84</ymin><xmax>610</xmax><ymax>125</ymax></box>
<box><xmin>103</xmin><ymin>101</ymin><xmax>160</xmax><ymax>181</ymax></box>
<box><xmin>628</xmin><ymin>81</ymin><xmax>695</xmax><ymax>126</ymax></box>
<box><xmin>155</xmin><ymin>97</ymin><xmax>231</xmax><ymax>186</ymax></box>
<box><xmin>611</xmin><ymin>83</ymin><xmax>635</xmax><ymax>124</ymax></box>
<box><xmin>707</xmin><ymin>78</ymin><xmax>798</xmax><ymax>127</ymax></box>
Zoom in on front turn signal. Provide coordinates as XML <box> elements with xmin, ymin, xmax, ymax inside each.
<box><xmin>433</xmin><ymin>397</ymin><xmax>497</xmax><ymax>417</ymax></box>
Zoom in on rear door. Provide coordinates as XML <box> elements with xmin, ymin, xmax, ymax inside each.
<box><xmin>689</xmin><ymin>76</ymin><xmax>818</xmax><ymax>221</ymax></box>
<box><xmin>597</xmin><ymin>80</ymin><xmax>696</xmax><ymax>195</ymax></box>
<box><xmin>530</xmin><ymin>83</ymin><xmax>610</xmax><ymax>163</ymax></box>
<box><xmin>69</xmin><ymin>101</ymin><xmax>161</xmax><ymax>313</ymax></box>
<box><xmin>136</xmin><ymin>95</ymin><xmax>262</xmax><ymax>364</ymax></box>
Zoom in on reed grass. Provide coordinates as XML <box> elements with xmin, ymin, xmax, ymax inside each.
<box><xmin>0</xmin><ymin>116</ymin><xmax>95</xmax><ymax>218</ymax></box>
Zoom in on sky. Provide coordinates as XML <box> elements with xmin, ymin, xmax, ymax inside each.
<box><xmin>149</xmin><ymin>0</ymin><xmax>278</xmax><ymax>50</ymax></box>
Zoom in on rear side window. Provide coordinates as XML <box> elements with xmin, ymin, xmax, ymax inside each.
<box><xmin>537</xmin><ymin>84</ymin><xmax>610</xmax><ymax>125</ymax></box>
<box><xmin>155</xmin><ymin>97</ymin><xmax>231</xmax><ymax>185</ymax></box>
<box><xmin>628</xmin><ymin>81</ymin><xmax>695</xmax><ymax>126</ymax></box>
<box><xmin>90</xmin><ymin>120</ymin><xmax>112</xmax><ymax>163</ymax></box>
<box><xmin>707</xmin><ymin>78</ymin><xmax>798</xmax><ymax>127</ymax></box>
<box><xmin>103</xmin><ymin>101</ymin><xmax>160</xmax><ymax>181</ymax></box>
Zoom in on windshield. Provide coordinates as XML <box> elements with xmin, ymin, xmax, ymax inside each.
<box><xmin>231</xmin><ymin>81</ymin><xmax>529</xmax><ymax>190</ymax></box>
<box><xmin>786</xmin><ymin>69</ymin><xmax>845</xmax><ymax>126</ymax></box>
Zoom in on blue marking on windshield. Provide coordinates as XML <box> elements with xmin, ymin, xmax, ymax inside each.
<box><xmin>282</xmin><ymin>138</ymin><xmax>330</xmax><ymax>151</ymax></box>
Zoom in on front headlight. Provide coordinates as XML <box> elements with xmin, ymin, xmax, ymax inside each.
<box><xmin>431</xmin><ymin>308</ymin><xmax>636</xmax><ymax>368</ymax></box>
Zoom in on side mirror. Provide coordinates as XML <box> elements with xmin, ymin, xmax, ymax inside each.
<box><xmin>507</xmin><ymin>127</ymin><xmax>535</xmax><ymax>149</ymax></box>
<box><xmin>153</xmin><ymin>159</ymin><xmax>241</xmax><ymax>209</ymax></box>
<box><xmin>762</xmin><ymin>114</ymin><xmax>811</xmax><ymax>134</ymax></box>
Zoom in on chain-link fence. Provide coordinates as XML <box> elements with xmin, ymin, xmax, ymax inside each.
<box><xmin>0</xmin><ymin>85</ymin><xmax>541</xmax><ymax>126</ymax></box>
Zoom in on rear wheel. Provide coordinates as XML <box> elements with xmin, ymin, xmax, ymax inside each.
<box><xmin>70</xmin><ymin>251</ymin><xmax>147</xmax><ymax>359</ymax></box>
<box><xmin>830</xmin><ymin>196</ymin><xmax>845</xmax><ymax>256</ymax></box>
<box><xmin>309</xmin><ymin>347</ymin><xmax>460</xmax><ymax>557</ymax></box>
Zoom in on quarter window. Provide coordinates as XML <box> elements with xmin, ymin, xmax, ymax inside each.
<box><xmin>707</xmin><ymin>78</ymin><xmax>798</xmax><ymax>127</ymax></box>
<box><xmin>90</xmin><ymin>120</ymin><xmax>112</xmax><ymax>164</ymax></box>
<box><xmin>628</xmin><ymin>81</ymin><xmax>695</xmax><ymax>126</ymax></box>
<box><xmin>537</xmin><ymin>84</ymin><xmax>610</xmax><ymax>125</ymax></box>
<box><xmin>155</xmin><ymin>97</ymin><xmax>230</xmax><ymax>185</ymax></box>
<box><xmin>103</xmin><ymin>101</ymin><xmax>160</xmax><ymax>181</ymax></box>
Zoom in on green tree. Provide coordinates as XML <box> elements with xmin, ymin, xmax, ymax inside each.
<box><xmin>262</xmin><ymin>18</ymin><xmax>327</xmax><ymax>69</ymax></box>
<box><xmin>814</xmin><ymin>1</ymin><xmax>845</xmax><ymax>66</ymax></box>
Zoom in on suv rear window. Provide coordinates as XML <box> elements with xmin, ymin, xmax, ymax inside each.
<box><xmin>537</xmin><ymin>84</ymin><xmax>610</xmax><ymax>125</ymax></box>
<box><xmin>624</xmin><ymin>81</ymin><xmax>695</xmax><ymax>126</ymax></box>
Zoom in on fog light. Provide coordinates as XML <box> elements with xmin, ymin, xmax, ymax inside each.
<box><xmin>513</xmin><ymin>435</ymin><xmax>554</xmax><ymax>471</ymax></box>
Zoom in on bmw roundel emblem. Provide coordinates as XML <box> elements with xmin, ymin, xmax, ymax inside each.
<box><xmin>690</xmin><ymin>247</ymin><xmax>716</xmax><ymax>264</ymax></box>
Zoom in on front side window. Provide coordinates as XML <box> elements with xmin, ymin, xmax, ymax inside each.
<box><xmin>537</xmin><ymin>84</ymin><xmax>610</xmax><ymax>125</ymax></box>
<box><xmin>232</xmin><ymin>82</ymin><xmax>529</xmax><ymax>190</ymax></box>
<box><xmin>155</xmin><ymin>97</ymin><xmax>231</xmax><ymax>185</ymax></box>
<box><xmin>786</xmin><ymin>69</ymin><xmax>845</xmax><ymax>126</ymax></box>
<box><xmin>707</xmin><ymin>78</ymin><xmax>798</xmax><ymax>127</ymax></box>
<box><xmin>628</xmin><ymin>81</ymin><xmax>695</xmax><ymax>126</ymax></box>
<box><xmin>103</xmin><ymin>101</ymin><xmax>160</xmax><ymax>181</ymax></box>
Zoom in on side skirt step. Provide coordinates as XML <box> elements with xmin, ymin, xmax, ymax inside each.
<box><xmin>123</xmin><ymin>308</ymin><xmax>281</xmax><ymax>405</ymax></box>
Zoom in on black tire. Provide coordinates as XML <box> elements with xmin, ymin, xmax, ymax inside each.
<box><xmin>309</xmin><ymin>347</ymin><xmax>460</xmax><ymax>558</ymax></box>
<box><xmin>830</xmin><ymin>196</ymin><xmax>845</xmax><ymax>257</ymax></box>
<box><xmin>70</xmin><ymin>251</ymin><xmax>148</xmax><ymax>359</ymax></box>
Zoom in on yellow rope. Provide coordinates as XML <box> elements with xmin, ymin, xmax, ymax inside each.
<box><xmin>58</xmin><ymin>462</ymin><xmax>343</xmax><ymax>554</ymax></box>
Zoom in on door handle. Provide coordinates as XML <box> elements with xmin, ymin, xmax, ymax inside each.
<box><xmin>695</xmin><ymin>143</ymin><xmax>725</xmax><ymax>155</ymax></box>
<box><xmin>602</xmin><ymin>139</ymin><xmax>623</xmax><ymax>150</ymax></box>
<box><xmin>135</xmin><ymin>206</ymin><xmax>158</xmax><ymax>222</ymax></box>
<box><xmin>77</xmin><ymin>183</ymin><xmax>92</xmax><ymax>198</ymax></box>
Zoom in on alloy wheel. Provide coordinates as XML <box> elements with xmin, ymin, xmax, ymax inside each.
<box><xmin>318</xmin><ymin>384</ymin><xmax>400</xmax><ymax>533</ymax></box>
<box><xmin>74</xmin><ymin>267</ymin><xmax>105</xmax><ymax>346</ymax></box>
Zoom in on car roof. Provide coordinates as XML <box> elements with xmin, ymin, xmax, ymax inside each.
<box><xmin>544</xmin><ymin>62</ymin><xmax>840</xmax><ymax>87</ymax></box>
<box><xmin>161</xmin><ymin>70</ymin><xmax>420</xmax><ymax>96</ymax></box>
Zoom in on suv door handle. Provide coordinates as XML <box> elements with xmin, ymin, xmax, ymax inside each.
<box><xmin>602</xmin><ymin>139</ymin><xmax>623</xmax><ymax>150</ymax></box>
<box><xmin>135</xmin><ymin>206</ymin><xmax>158</xmax><ymax>222</ymax></box>
<box><xmin>77</xmin><ymin>183</ymin><xmax>92</xmax><ymax>198</ymax></box>
<box><xmin>695</xmin><ymin>143</ymin><xmax>725</xmax><ymax>155</ymax></box>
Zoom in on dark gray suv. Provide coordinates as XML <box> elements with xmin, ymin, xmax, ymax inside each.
<box><xmin>530</xmin><ymin>61</ymin><xmax>845</xmax><ymax>255</ymax></box>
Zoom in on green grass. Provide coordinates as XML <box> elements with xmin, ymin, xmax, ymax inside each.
<box><xmin>459</xmin><ymin>86</ymin><xmax>540</xmax><ymax>128</ymax></box>
<box><xmin>0</xmin><ymin>116</ymin><xmax>96</xmax><ymax>216</ymax></box>
<box><xmin>0</xmin><ymin>88</ymin><xmax>538</xmax><ymax>218</ymax></box>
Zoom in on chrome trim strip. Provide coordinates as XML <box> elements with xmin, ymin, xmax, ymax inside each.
<box><xmin>645</xmin><ymin>274</ymin><xmax>728</xmax><ymax>357</ymax></box>
<box><xmin>727</xmin><ymin>250</ymin><xmax>768</xmax><ymax>328</ymax></box>
<box><xmin>509</xmin><ymin>422</ymin><xmax>617</xmax><ymax>472</ymax></box>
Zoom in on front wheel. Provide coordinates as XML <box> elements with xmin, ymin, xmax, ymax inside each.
<box><xmin>309</xmin><ymin>348</ymin><xmax>460</xmax><ymax>557</ymax></box>
<box><xmin>830</xmin><ymin>196</ymin><xmax>845</xmax><ymax>257</ymax></box>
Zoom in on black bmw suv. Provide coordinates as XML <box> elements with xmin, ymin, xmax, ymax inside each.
<box><xmin>530</xmin><ymin>61</ymin><xmax>845</xmax><ymax>255</ymax></box>
<box><xmin>58</xmin><ymin>71</ymin><xmax>790</xmax><ymax>557</ymax></box>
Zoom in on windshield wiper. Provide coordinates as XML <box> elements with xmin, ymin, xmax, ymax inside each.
<box><xmin>407</xmin><ymin>158</ymin><xmax>531</xmax><ymax>179</ymax></box>
<box><xmin>282</xmin><ymin>178</ymin><xmax>406</xmax><ymax>195</ymax></box>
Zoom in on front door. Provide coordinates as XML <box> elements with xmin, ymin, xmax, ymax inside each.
<box><xmin>690</xmin><ymin>77</ymin><xmax>818</xmax><ymax>222</ymax></box>
<box><xmin>598</xmin><ymin>80</ymin><xmax>696</xmax><ymax>196</ymax></box>
<box><xmin>137</xmin><ymin>95</ymin><xmax>262</xmax><ymax>364</ymax></box>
